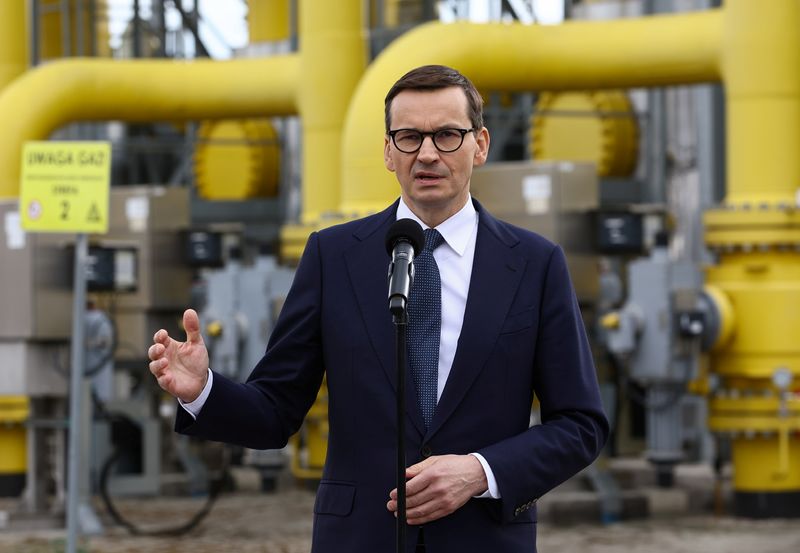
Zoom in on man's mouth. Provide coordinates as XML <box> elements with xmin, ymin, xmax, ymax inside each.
<box><xmin>415</xmin><ymin>172</ymin><xmax>444</xmax><ymax>182</ymax></box>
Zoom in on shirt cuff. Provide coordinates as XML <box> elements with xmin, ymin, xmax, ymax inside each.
<box><xmin>178</xmin><ymin>369</ymin><xmax>213</xmax><ymax>420</ymax></box>
<box><xmin>469</xmin><ymin>452</ymin><xmax>501</xmax><ymax>499</ymax></box>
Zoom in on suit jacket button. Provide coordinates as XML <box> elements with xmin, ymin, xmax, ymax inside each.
<box><xmin>420</xmin><ymin>445</ymin><xmax>432</xmax><ymax>458</ymax></box>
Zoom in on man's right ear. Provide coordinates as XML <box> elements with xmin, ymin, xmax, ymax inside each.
<box><xmin>384</xmin><ymin>137</ymin><xmax>396</xmax><ymax>172</ymax></box>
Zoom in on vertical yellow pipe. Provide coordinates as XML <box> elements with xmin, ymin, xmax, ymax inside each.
<box><xmin>721</xmin><ymin>0</ymin><xmax>800</xmax><ymax>206</ymax></box>
<box><xmin>704</xmin><ymin>0</ymin><xmax>800</xmax><ymax>517</ymax></box>
<box><xmin>384</xmin><ymin>0</ymin><xmax>425</xmax><ymax>28</ymax></box>
<box><xmin>298</xmin><ymin>0</ymin><xmax>366</xmax><ymax>223</ymax></box>
<box><xmin>0</xmin><ymin>0</ymin><xmax>29</xmax><ymax>90</ymax></box>
<box><xmin>41</xmin><ymin>0</ymin><xmax>66</xmax><ymax>59</ymax></box>
<box><xmin>248</xmin><ymin>0</ymin><xmax>290</xmax><ymax>43</ymax></box>
<box><xmin>0</xmin><ymin>0</ymin><xmax>31</xmax><ymax>497</ymax></box>
<box><xmin>95</xmin><ymin>0</ymin><xmax>112</xmax><ymax>57</ymax></box>
<box><xmin>40</xmin><ymin>0</ymin><xmax>99</xmax><ymax>59</ymax></box>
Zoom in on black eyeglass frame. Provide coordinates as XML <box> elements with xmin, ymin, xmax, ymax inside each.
<box><xmin>387</xmin><ymin>127</ymin><xmax>476</xmax><ymax>153</ymax></box>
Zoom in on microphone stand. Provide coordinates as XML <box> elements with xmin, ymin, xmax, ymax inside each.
<box><xmin>390</xmin><ymin>300</ymin><xmax>408</xmax><ymax>553</ymax></box>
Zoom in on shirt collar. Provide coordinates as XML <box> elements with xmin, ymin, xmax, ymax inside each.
<box><xmin>396</xmin><ymin>195</ymin><xmax>477</xmax><ymax>257</ymax></box>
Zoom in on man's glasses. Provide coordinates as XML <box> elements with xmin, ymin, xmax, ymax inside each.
<box><xmin>387</xmin><ymin>128</ymin><xmax>475</xmax><ymax>154</ymax></box>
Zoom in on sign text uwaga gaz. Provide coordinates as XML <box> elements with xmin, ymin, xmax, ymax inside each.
<box><xmin>20</xmin><ymin>141</ymin><xmax>111</xmax><ymax>233</ymax></box>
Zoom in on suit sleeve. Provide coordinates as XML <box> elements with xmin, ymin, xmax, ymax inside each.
<box><xmin>477</xmin><ymin>245</ymin><xmax>609</xmax><ymax>523</ymax></box>
<box><xmin>175</xmin><ymin>232</ymin><xmax>326</xmax><ymax>450</ymax></box>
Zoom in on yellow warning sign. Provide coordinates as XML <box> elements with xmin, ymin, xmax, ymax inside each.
<box><xmin>19</xmin><ymin>141</ymin><xmax>111</xmax><ymax>233</ymax></box>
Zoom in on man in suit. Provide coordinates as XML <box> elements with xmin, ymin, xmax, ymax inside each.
<box><xmin>149</xmin><ymin>64</ymin><xmax>608</xmax><ymax>552</ymax></box>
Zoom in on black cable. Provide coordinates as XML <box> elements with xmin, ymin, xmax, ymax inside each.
<box><xmin>49</xmin><ymin>300</ymin><xmax>227</xmax><ymax>535</ymax></box>
<box><xmin>92</xmin><ymin>389</ymin><xmax>229</xmax><ymax>536</ymax></box>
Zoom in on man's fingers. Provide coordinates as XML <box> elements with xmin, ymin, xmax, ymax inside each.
<box><xmin>387</xmin><ymin>486</ymin><xmax>428</xmax><ymax>505</ymax></box>
<box><xmin>149</xmin><ymin>358</ymin><xmax>166</xmax><ymax>377</ymax></box>
<box><xmin>407</xmin><ymin>505</ymin><xmax>448</xmax><ymax>525</ymax></box>
<box><xmin>388</xmin><ymin>457</ymin><xmax>438</xmax><ymax>501</ymax></box>
<box><xmin>156</xmin><ymin>372</ymin><xmax>173</xmax><ymax>392</ymax></box>
<box><xmin>386</xmin><ymin>497</ymin><xmax>447</xmax><ymax>525</ymax></box>
<box><xmin>153</xmin><ymin>328</ymin><xmax>169</xmax><ymax>345</ymax></box>
<box><xmin>183</xmin><ymin>309</ymin><xmax>203</xmax><ymax>344</ymax></box>
<box><xmin>406</xmin><ymin>457</ymin><xmax>434</xmax><ymax>478</ymax></box>
<box><xmin>148</xmin><ymin>342</ymin><xmax>165</xmax><ymax>361</ymax></box>
<box><xmin>405</xmin><ymin>467</ymin><xmax>436</xmax><ymax>496</ymax></box>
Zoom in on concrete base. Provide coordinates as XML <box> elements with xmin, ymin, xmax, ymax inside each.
<box><xmin>537</xmin><ymin>457</ymin><xmax>731</xmax><ymax>524</ymax></box>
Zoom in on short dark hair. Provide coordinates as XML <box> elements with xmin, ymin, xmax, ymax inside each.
<box><xmin>384</xmin><ymin>65</ymin><xmax>484</xmax><ymax>132</ymax></box>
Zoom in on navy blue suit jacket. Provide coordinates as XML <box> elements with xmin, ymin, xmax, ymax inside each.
<box><xmin>176</xmin><ymin>199</ymin><xmax>608</xmax><ymax>552</ymax></box>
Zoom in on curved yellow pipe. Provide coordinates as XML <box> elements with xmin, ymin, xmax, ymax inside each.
<box><xmin>0</xmin><ymin>56</ymin><xmax>299</xmax><ymax>198</ymax></box>
<box><xmin>0</xmin><ymin>0</ymin><xmax>28</xmax><ymax>90</ymax></box>
<box><xmin>721</xmin><ymin>0</ymin><xmax>800</xmax><ymax>206</ymax></box>
<box><xmin>340</xmin><ymin>10</ymin><xmax>723</xmax><ymax>215</ymax></box>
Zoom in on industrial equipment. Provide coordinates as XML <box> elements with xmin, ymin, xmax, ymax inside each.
<box><xmin>601</xmin><ymin>232</ymin><xmax>705</xmax><ymax>486</ymax></box>
<box><xmin>198</xmin><ymin>245</ymin><xmax>296</xmax><ymax>488</ymax></box>
<box><xmin>0</xmin><ymin>200</ymin><xmax>71</xmax><ymax>509</ymax></box>
<box><xmin>531</xmin><ymin>90</ymin><xmax>639</xmax><ymax>179</ymax></box>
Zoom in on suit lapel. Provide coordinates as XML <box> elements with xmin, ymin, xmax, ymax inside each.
<box><xmin>427</xmin><ymin>204</ymin><xmax>526</xmax><ymax>439</ymax></box>
<box><xmin>344</xmin><ymin>201</ymin><xmax>427</xmax><ymax>436</ymax></box>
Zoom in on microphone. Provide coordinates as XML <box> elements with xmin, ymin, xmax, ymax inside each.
<box><xmin>385</xmin><ymin>218</ymin><xmax>425</xmax><ymax>317</ymax></box>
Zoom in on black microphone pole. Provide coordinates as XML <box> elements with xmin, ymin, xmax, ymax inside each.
<box><xmin>385</xmin><ymin>219</ymin><xmax>424</xmax><ymax>553</ymax></box>
<box><xmin>392</xmin><ymin>303</ymin><xmax>408</xmax><ymax>553</ymax></box>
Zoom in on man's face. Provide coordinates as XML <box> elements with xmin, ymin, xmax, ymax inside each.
<box><xmin>384</xmin><ymin>87</ymin><xmax>490</xmax><ymax>224</ymax></box>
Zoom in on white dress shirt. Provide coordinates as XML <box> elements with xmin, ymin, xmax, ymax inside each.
<box><xmin>182</xmin><ymin>195</ymin><xmax>500</xmax><ymax>498</ymax></box>
<box><xmin>396</xmin><ymin>196</ymin><xmax>500</xmax><ymax>499</ymax></box>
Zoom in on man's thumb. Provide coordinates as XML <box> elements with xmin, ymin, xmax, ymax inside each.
<box><xmin>406</xmin><ymin>456</ymin><xmax>435</xmax><ymax>477</ymax></box>
<box><xmin>183</xmin><ymin>309</ymin><xmax>203</xmax><ymax>344</ymax></box>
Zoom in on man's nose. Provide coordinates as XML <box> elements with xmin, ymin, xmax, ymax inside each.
<box><xmin>417</xmin><ymin>135</ymin><xmax>439</xmax><ymax>161</ymax></box>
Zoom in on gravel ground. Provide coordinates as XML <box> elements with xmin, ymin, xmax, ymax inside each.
<box><xmin>2</xmin><ymin>487</ymin><xmax>800</xmax><ymax>553</ymax></box>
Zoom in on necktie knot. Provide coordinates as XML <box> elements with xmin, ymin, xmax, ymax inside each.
<box><xmin>424</xmin><ymin>228</ymin><xmax>445</xmax><ymax>253</ymax></box>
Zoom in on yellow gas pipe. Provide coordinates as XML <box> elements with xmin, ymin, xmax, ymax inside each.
<box><xmin>0</xmin><ymin>0</ymin><xmax>30</xmax><ymax>497</ymax></box>
<box><xmin>39</xmin><ymin>0</ymin><xmax>98</xmax><ymax>59</ymax></box>
<box><xmin>296</xmin><ymin>1</ymin><xmax>365</xmax><ymax>224</ymax></box>
<box><xmin>0</xmin><ymin>56</ymin><xmax>299</xmax><ymax>202</ymax></box>
<box><xmin>0</xmin><ymin>0</ymin><xmax>28</xmax><ymax>90</ymax></box>
<box><xmin>702</xmin><ymin>0</ymin><xmax>800</xmax><ymax>517</ymax></box>
<box><xmin>248</xmin><ymin>0</ymin><xmax>291</xmax><ymax>43</ymax></box>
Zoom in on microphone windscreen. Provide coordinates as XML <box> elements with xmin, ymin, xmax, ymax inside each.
<box><xmin>385</xmin><ymin>218</ymin><xmax>425</xmax><ymax>256</ymax></box>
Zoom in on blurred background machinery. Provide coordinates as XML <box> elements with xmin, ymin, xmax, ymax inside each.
<box><xmin>0</xmin><ymin>0</ymin><xmax>799</xmax><ymax>533</ymax></box>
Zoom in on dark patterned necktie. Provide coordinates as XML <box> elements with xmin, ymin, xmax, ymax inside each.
<box><xmin>407</xmin><ymin>228</ymin><xmax>445</xmax><ymax>429</ymax></box>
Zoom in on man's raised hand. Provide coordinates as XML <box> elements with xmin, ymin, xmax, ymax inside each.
<box><xmin>148</xmin><ymin>309</ymin><xmax>210</xmax><ymax>403</ymax></box>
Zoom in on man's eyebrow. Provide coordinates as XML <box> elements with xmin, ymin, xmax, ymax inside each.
<box><xmin>396</xmin><ymin>124</ymin><xmax>467</xmax><ymax>131</ymax></box>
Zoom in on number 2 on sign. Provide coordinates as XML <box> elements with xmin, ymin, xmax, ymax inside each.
<box><xmin>60</xmin><ymin>200</ymin><xmax>70</xmax><ymax>220</ymax></box>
